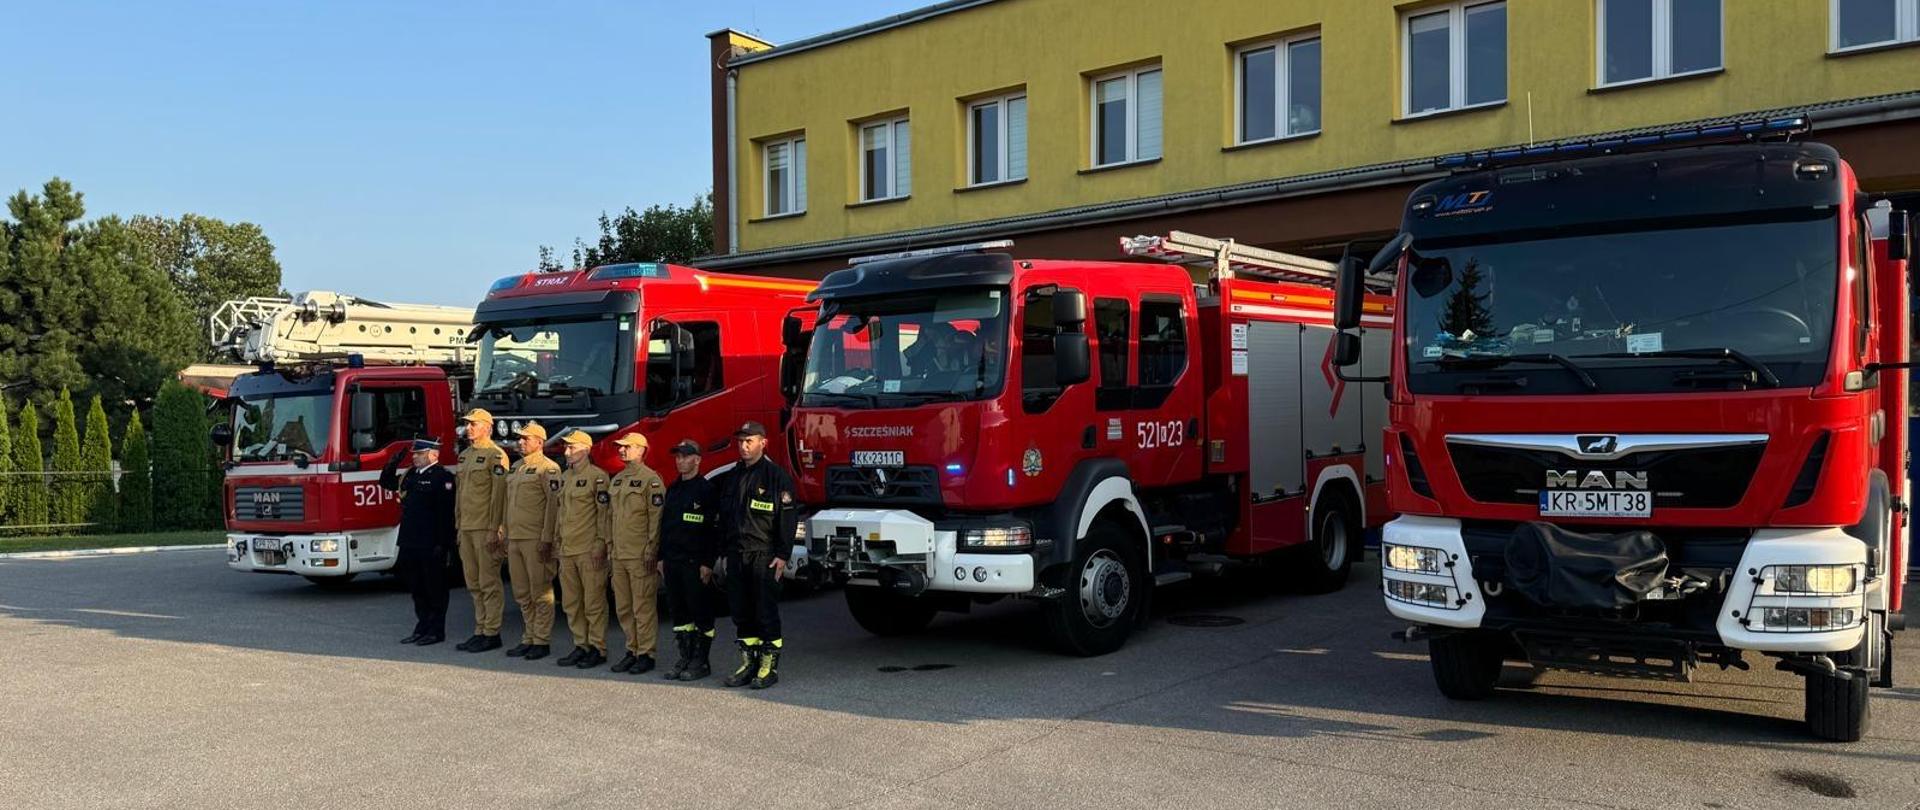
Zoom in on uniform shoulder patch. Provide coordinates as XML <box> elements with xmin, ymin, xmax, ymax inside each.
<box><xmin>596</xmin><ymin>491</ymin><xmax>610</xmax><ymax>505</ymax></box>
<box><xmin>651</xmin><ymin>493</ymin><xmax>664</xmax><ymax>507</ymax></box>
<box><xmin>780</xmin><ymin>491</ymin><xmax>793</xmax><ymax>504</ymax></box>
<box><xmin>549</xmin><ymin>479</ymin><xmax>562</xmax><ymax>492</ymax></box>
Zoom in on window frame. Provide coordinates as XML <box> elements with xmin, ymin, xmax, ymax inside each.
<box><xmin>1093</xmin><ymin>297</ymin><xmax>1133</xmax><ymax>411</ymax></box>
<box><xmin>348</xmin><ymin>385</ymin><xmax>428</xmax><ymax>456</ymax></box>
<box><xmin>762</xmin><ymin>136</ymin><xmax>806</xmax><ymax>219</ymax></box>
<box><xmin>1830</xmin><ymin>0</ymin><xmax>1920</xmax><ymax>53</ymax></box>
<box><xmin>858</xmin><ymin>117</ymin><xmax>911</xmax><ymax>203</ymax></box>
<box><xmin>967</xmin><ymin>92</ymin><xmax>1028</xmax><ymax>188</ymax></box>
<box><xmin>1400</xmin><ymin>1</ymin><xmax>1508</xmax><ymax>119</ymax></box>
<box><xmin>1133</xmin><ymin>294</ymin><xmax>1190</xmax><ymax>409</ymax></box>
<box><xmin>644</xmin><ymin>320</ymin><xmax>725</xmax><ymax>414</ymax></box>
<box><xmin>1234</xmin><ymin>32</ymin><xmax>1323</xmax><ymax>146</ymax></box>
<box><xmin>1595</xmin><ymin>0</ymin><xmax>1724</xmax><ymax>89</ymax></box>
<box><xmin>1089</xmin><ymin>64</ymin><xmax>1163</xmax><ymax>168</ymax></box>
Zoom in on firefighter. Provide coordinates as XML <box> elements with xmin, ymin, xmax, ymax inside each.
<box><xmin>499</xmin><ymin>422</ymin><xmax>560</xmax><ymax>661</ymax></box>
<box><xmin>381</xmin><ymin>438</ymin><xmax>457</xmax><ymax>646</ymax></box>
<box><xmin>716</xmin><ymin>421</ymin><xmax>799</xmax><ymax>689</ymax></box>
<box><xmin>659</xmin><ymin>438</ymin><xmax>719</xmax><ymax>681</ymax></box>
<box><xmin>607</xmin><ymin>433</ymin><xmax>665</xmax><ymax>674</ymax></box>
<box><xmin>548</xmin><ymin>430</ymin><xmax>613</xmax><ymax>669</ymax></box>
<box><xmin>454</xmin><ymin>409</ymin><xmax>510</xmax><ymax>653</ymax></box>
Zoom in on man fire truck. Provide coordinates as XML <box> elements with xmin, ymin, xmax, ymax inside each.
<box><xmin>213</xmin><ymin>291</ymin><xmax>476</xmax><ymax>587</ymax></box>
<box><xmin>793</xmin><ymin>235</ymin><xmax>1393</xmax><ymax>655</ymax></box>
<box><xmin>1330</xmin><ymin>118</ymin><xmax>1910</xmax><ymax>741</ymax></box>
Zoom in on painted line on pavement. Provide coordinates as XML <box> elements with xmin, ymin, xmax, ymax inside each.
<box><xmin>0</xmin><ymin>544</ymin><xmax>226</xmax><ymax>560</ymax></box>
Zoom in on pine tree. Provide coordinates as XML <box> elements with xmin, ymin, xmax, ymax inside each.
<box><xmin>1438</xmin><ymin>258</ymin><xmax>1495</xmax><ymax>341</ymax></box>
<box><xmin>0</xmin><ymin>399</ymin><xmax>12</xmax><ymax>529</ymax></box>
<box><xmin>49</xmin><ymin>388</ymin><xmax>82</xmax><ymax>527</ymax></box>
<box><xmin>152</xmin><ymin>381</ymin><xmax>214</xmax><ymax>530</ymax></box>
<box><xmin>119</xmin><ymin>409</ymin><xmax>152</xmax><ymax>533</ymax></box>
<box><xmin>82</xmin><ymin>395</ymin><xmax>114</xmax><ymax>532</ymax></box>
<box><xmin>12</xmin><ymin>403</ymin><xmax>46</xmax><ymax>530</ymax></box>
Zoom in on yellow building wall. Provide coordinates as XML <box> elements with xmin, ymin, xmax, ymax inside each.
<box><xmin>732</xmin><ymin>0</ymin><xmax>1920</xmax><ymax>251</ymax></box>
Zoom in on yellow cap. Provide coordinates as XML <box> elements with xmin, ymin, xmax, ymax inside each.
<box><xmin>461</xmin><ymin>408</ymin><xmax>494</xmax><ymax>423</ymax></box>
<box><xmin>560</xmin><ymin>431</ymin><xmax>593</xmax><ymax>448</ymax></box>
<box><xmin>613</xmin><ymin>433</ymin><xmax>649</xmax><ymax>449</ymax></box>
<box><xmin>517</xmin><ymin>422</ymin><xmax>548</xmax><ymax>442</ymax></box>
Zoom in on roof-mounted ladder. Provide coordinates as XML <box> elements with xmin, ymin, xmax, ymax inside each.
<box><xmin>1120</xmin><ymin>231</ymin><xmax>1337</xmax><ymax>287</ymax></box>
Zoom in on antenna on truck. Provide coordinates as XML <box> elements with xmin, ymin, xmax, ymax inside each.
<box><xmin>1120</xmin><ymin>230</ymin><xmax>1338</xmax><ymax>287</ymax></box>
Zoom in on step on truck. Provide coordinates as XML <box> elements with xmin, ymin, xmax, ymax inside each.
<box><xmin>790</xmin><ymin>235</ymin><xmax>1395</xmax><ymax>655</ymax></box>
<box><xmin>1330</xmin><ymin>118</ymin><xmax>1911</xmax><ymax>741</ymax></box>
<box><xmin>211</xmin><ymin>291</ymin><xmax>477</xmax><ymax>586</ymax></box>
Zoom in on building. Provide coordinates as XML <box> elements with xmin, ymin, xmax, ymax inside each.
<box><xmin>703</xmin><ymin>0</ymin><xmax>1920</xmax><ymax>275</ymax></box>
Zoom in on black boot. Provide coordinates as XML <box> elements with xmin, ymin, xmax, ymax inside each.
<box><xmin>627</xmin><ymin>654</ymin><xmax>655</xmax><ymax>675</ymax></box>
<box><xmin>749</xmin><ymin>644</ymin><xmax>781</xmax><ymax>690</ymax></box>
<box><xmin>679</xmin><ymin>633</ymin><xmax>713</xmax><ymax>682</ymax></box>
<box><xmin>723</xmin><ymin>641</ymin><xmax>760</xmax><ymax>688</ymax></box>
<box><xmin>664</xmin><ymin>631</ymin><xmax>692</xmax><ymax>680</ymax></box>
<box><xmin>522</xmin><ymin>644</ymin><xmax>550</xmax><ymax>661</ymax></box>
<box><xmin>612</xmin><ymin>652</ymin><xmax>638</xmax><ymax>673</ymax></box>
<box><xmin>556</xmin><ymin>646</ymin><xmax>586</xmax><ymax>667</ymax></box>
<box><xmin>469</xmin><ymin>635</ymin><xmax>502</xmax><ymax>653</ymax></box>
<box><xmin>455</xmin><ymin>634</ymin><xmax>483</xmax><ymax>652</ymax></box>
<box><xmin>575</xmin><ymin>647</ymin><xmax>606</xmax><ymax>669</ymax></box>
<box><xmin>506</xmin><ymin>643</ymin><xmax>531</xmax><ymax>658</ymax></box>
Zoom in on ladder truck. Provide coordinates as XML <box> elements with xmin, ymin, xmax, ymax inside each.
<box><xmin>211</xmin><ymin>291</ymin><xmax>477</xmax><ymax>587</ymax></box>
<box><xmin>790</xmin><ymin>233</ymin><xmax>1394</xmax><ymax>655</ymax></box>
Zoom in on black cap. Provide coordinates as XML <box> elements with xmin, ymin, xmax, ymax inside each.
<box><xmin>670</xmin><ymin>439</ymin><xmax>702</xmax><ymax>456</ymax></box>
<box><xmin>733</xmin><ymin>421</ymin><xmax>768</xmax><ymax>438</ymax></box>
<box><xmin>410</xmin><ymin>438</ymin><xmax>441</xmax><ymax>451</ymax></box>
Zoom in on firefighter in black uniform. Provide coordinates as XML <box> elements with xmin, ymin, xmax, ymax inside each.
<box><xmin>381</xmin><ymin>438</ymin><xmax>458</xmax><ymax>646</ymax></box>
<box><xmin>658</xmin><ymin>438</ymin><xmax>719</xmax><ymax>681</ymax></box>
<box><xmin>716</xmin><ymin>421</ymin><xmax>800</xmax><ymax>689</ymax></box>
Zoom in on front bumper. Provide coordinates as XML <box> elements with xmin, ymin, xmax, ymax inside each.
<box><xmin>226</xmin><ymin>532</ymin><xmax>379</xmax><ymax>577</ymax></box>
<box><xmin>1381</xmin><ymin>516</ymin><xmax>1867</xmax><ymax>654</ymax></box>
<box><xmin>806</xmin><ymin>508</ymin><xmax>1036</xmax><ymax>595</ymax></box>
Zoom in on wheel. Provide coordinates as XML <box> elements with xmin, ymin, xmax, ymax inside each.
<box><xmin>1288</xmin><ymin>493</ymin><xmax>1358</xmax><ymax>594</ymax></box>
<box><xmin>1429</xmin><ymin>631</ymin><xmax>1504</xmax><ymax>700</ymax></box>
<box><xmin>845</xmin><ymin>585</ymin><xmax>937</xmax><ymax>636</ymax></box>
<box><xmin>1042</xmin><ymin>522</ymin><xmax>1146</xmax><ymax>656</ymax></box>
<box><xmin>1805</xmin><ymin>668</ymin><xmax>1870</xmax><ymax>742</ymax></box>
<box><xmin>304</xmin><ymin>574</ymin><xmax>358</xmax><ymax>590</ymax></box>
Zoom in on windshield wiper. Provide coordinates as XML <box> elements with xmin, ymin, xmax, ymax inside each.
<box><xmin>803</xmin><ymin>391</ymin><xmax>881</xmax><ymax>407</ymax></box>
<box><xmin>1435</xmin><ymin>353</ymin><xmax>1599</xmax><ymax>392</ymax></box>
<box><xmin>1581</xmin><ymin>348</ymin><xmax>1781</xmax><ymax>389</ymax></box>
<box><xmin>478</xmin><ymin>370</ymin><xmax>538</xmax><ymax>396</ymax></box>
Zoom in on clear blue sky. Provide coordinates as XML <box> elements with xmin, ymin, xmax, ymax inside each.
<box><xmin>0</xmin><ymin>0</ymin><xmax>910</xmax><ymax>307</ymax></box>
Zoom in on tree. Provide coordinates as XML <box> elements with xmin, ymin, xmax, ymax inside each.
<box><xmin>48</xmin><ymin>388</ymin><xmax>81</xmax><ymax>527</ymax></box>
<box><xmin>151</xmin><ymin>380</ymin><xmax>216</xmax><ymax>530</ymax></box>
<box><xmin>127</xmin><ymin>213</ymin><xmax>284</xmax><ymax>349</ymax></box>
<box><xmin>82</xmin><ymin>395</ymin><xmax>114</xmax><ymax>532</ymax></box>
<box><xmin>0</xmin><ymin>180</ymin><xmax>94</xmax><ymax>398</ymax></box>
<box><xmin>11</xmin><ymin>402</ymin><xmax>45</xmax><ymax>530</ymax></box>
<box><xmin>544</xmin><ymin>193</ymin><xmax>715</xmax><ymax>270</ymax></box>
<box><xmin>0</xmin><ymin>399</ymin><xmax>12</xmax><ymax>528</ymax></box>
<box><xmin>119</xmin><ymin>409</ymin><xmax>152</xmax><ymax>533</ymax></box>
<box><xmin>1438</xmin><ymin>258</ymin><xmax>1495</xmax><ymax>341</ymax></box>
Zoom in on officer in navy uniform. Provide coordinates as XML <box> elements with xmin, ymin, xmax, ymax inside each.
<box><xmin>381</xmin><ymin>438</ymin><xmax>458</xmax><ymax>646</ymax></box>
<box><xmin>716</xmin><ymin>421</ymin><xmax>800</xmax><ymax>689</ymax></box>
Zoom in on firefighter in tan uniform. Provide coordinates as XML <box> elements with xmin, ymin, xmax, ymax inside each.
<box><xmin>454</xmin><ymin>409</ymin><xmax>510</xmax><ymax>653</ymax></box>
<box><xmin>548</xmin><ymin>430</ymin><xmax>613</xmax><ymax>669</ymax></box>
<box><xmin>499</xmin><ymin>422</ymin><xmax>560</xmax><ymax>661</ymax></box>
<box><xmin>607</xmin><ymin>433</ymin><xmax>666</xmax><ymax>674</ymax></box>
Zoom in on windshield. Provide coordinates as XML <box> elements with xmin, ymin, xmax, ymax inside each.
<box><xmin>801</xmin><ymin>289</ymin><xmax>1008</xmax><ymax>407</ymax></box>
<box><xmin>233</xmin><ymin>394</ymin><xmax>332</xmax><ymax>462</ymax></box>
<box><xmin>1402</xmin><ymin>212</ymin><xmax>1839</xmax><ymax>394</ymax></box>
<box><xmin>475</xmin><ymin>317</ymin><xmax>629</xmax><ymax>396</ymax></box>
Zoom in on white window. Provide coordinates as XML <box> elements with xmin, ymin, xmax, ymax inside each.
<box><xmin>968</xmin><ymin>93</ymin><xmax>1027</xmax><ymax>186</ymax></box>
<box><xmin>859</xmin><ymin>118</ymin><xmax>911</xmax><ymax>202</ymax></box>
<box><xmin>1403</xmin><ymin>1</ymin><xmax>1506</xmax><ymax>117</ymax></box>
<box><xmin>1597</xmin><ymin>0</ymin><xmax>1722</xmax><ymax>87</ymax></box>
<box><xmin>1091</xmin><ymin>66</ymin><xmax>1162</xmax><ymax>168</ymax></box>
<box><xmin>1236</xmin><ymin>34</ymin><xmax>1322</xmax><ymax>144</ymax></box>
<box><xmin>763</xmin><ymin>137</ymin><xmax>806</xmax><ymax>217</ymax></box>
<box><xmin>1833</xmin><ymin>0</ymin><xmax>1919</xmax><ymax>52</ymax></box>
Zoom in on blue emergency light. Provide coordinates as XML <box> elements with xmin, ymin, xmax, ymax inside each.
<box><xmin>588</xmin><ymin>263</ymin><xmax>669</xmax><ymax>281</ymax></box>
<box><xmin>487</xmin><ymin>275</ymin><xmax>524</xmax><ymax>294</ymax></box>
<box><xmin>1437</xmin><ymin>116</ymin><xmax>1811</xmax><ymax>171</ymax></box>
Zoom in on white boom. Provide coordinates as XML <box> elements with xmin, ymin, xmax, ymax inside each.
<box><xmin>1120</xmin><ymin>230</ymin><xmax>1338</xmax><ymax>286</ymax></box>
<box><xmin>209</xmin><ymin>291</ymin><xmax>477</xmax><ymax>367</ymax></box>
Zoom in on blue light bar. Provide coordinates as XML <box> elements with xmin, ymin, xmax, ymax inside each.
<box><xmin>944</xmin><ymin>463</ymin><xmax>964</xmax><ymax>475</ymax></box>
<box><xmin>1436</xmin><ymin>116</ymin><xmax>1811</xmax><ymax>170</ymax></box>
<box><xmin>589</xmin><ymin>263</ymin><xmax>669</xmax><ymax>281</ymax></box>
<box><xmin>487</xmin><ymin>275</ymin><xmax>524</xmax><ymax>294</ymax></box>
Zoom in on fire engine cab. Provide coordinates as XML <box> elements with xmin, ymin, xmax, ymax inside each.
<box><xmin>793</xmin><ymin>235</ymin><xmax>1393</xmax><ymax>655</ymax></box>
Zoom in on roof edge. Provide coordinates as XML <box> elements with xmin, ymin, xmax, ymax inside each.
<box><xmin>725</xmin><ymin>0</ymin><xmax>1002</xmax><ymax>67</ymax></box>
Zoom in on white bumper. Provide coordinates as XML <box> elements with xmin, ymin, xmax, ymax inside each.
<box><xmin>1382</xmin><ymin>517</ymin><xmax>1868</xmax><ymax>653</ymax></box>
<box><xmin>226</xmin><ymin>531</ymin><xmax>393</xmax><ymax>577</ymax></box>
<box><xmin>806</xmin><ymin>508</ymin><xmax>1035</xmax><ymax>594</ymax></box>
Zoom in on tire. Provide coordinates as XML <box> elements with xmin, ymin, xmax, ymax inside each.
<box><xmin>1429</xmin><ymin>632</ymin><xmax>1504</xmax><ymax>700</ymax></box>
<box><xmin>1805</xmin><ymin>668</ymin><xmax>1870</xmax><ymax>742</ymax></box>
<box><xmin>304</xmin><ymin>573</ymin><xmax>358</xmax><ymax>590</ymax></box>
<box><xmin>1288</xmin><ymin>492</ymin><xmax>1358</xmax><ymax>594</ymax></box>
<box><xmin>1042</xmin><ymin>522</ymin><xmax>1146</xmax><ymax>656</ymax></box>
<box><xmin>845</xmin><ymin>585</ymin><xmax>937</xmax><ymax>636</ymax></box>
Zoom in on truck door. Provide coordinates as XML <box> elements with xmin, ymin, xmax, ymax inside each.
<box><xmin>340</xmin><ymin>381</ymin><xmax>430</xmax><ymax>567</ymax></box>
<box><xmin>1095</xmin><ymin>292</ymin><xmax>1202</xmax><ymax>487</ymax></box>
<box><xmin>638</xmin><ymin>314</ymin><xmax>736</xmax><ymax>469</ymax></box>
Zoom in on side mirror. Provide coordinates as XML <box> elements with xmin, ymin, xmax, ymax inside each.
<box><xmin>349</xmin><ymin>392</ymin><xmax>376</xmax><ymax>432</ymax></box>
<box><xmin>1332</xmin><ymin>331</ymin><xmax>1362</xmax><ymax>368</ymax></box>
<box><xmin>1055</xmin><ymin>332</ymin><xmax>1091</xmax><ymax>385</ymax></box>
<box><xmin>1890</xmin><ymin>210</ymin><xmax>1912</xmax><ymax>262</ymax></box>
<box><xmin>780</xmin><ymin>348</ymin><xmax>806</xmax><ymax>401</ymax></box>
<box><xmin>1368</xmin><ymin>232</ymin><xmax>1412</xmax><ymax>276</ymax></box>
<box><xmin>209</xmin><ymin>422</ymin><xmax>234</xmax><ymax>448</ymax></box>
<box><xmin>1054</xmin><ymin>289</ymin><xmax>1088</xmax><ymax>326</ymax></box>
<box><xmin>1333</xmin><ymin>255</ymin><xmax>1367</xmax><ymax>331</ymax></box>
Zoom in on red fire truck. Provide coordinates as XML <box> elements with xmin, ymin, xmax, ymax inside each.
<box><xmin>1330</xmin><ymin>119</ymin><xmax>1911</xmax><ymax>741</ymax></box>
<box><xmin>792</xmin><ymin>234</ymin><xmax>1393</xmax><ymax>655</ymax></box>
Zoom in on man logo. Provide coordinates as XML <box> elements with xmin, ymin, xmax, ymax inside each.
<box><xmin>1577</xmin><ymin>435</ymin><xmax>1618</xmax><ymax>456</ymax></box>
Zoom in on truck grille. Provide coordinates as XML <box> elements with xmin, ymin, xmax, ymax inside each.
<box><xmin>825</xmin><ymin>465</ymin><xmax>941</xmax><ymax>506</ymax></box>
<box><xmin>234</xmin><ymin>485</ymin><xmax>305</xmax><ymax>521</ymax></box>
<box><xmin>1446</xmin><ymin>441</ymin><xmax>1763</xmax><ymax>510</ymax></box>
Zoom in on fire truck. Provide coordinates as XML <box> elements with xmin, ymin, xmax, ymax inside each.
<box><xmin>791</xmin><ymin>234</ymin><xmax>1393</xmax><ymax>655</ymax></box>
<box><xmin>212</xmin><ymin>291</ymin><xmax>477</xmax><ymax>586</ymax></box>
<box><xmin>1330</xmin><ymin>119</ymin><xmax>1911</xmax><ymax>741</ymax></box>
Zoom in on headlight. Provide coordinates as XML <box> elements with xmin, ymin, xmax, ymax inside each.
<box><xmin>962</xmin><ymin>526</ymin><xmax>1032</xmax><ymax>549</ymax></box>
<box><xmin>310</xmin><ymin>538</ymin><xmax>341</xmax><ymax>553</ymax></box>
<box><xmin>1758</xmin><ymin>607</ymin><xmax>1858</xmax><ymax>632</ymax></box>
<box><xmin>1383</xmin><ymin>543</ymin><xmax>1447</xmax><ymax>574</ymax></box>
<box><xmin>1770</xmin><ymin>564</ymin><xmax>1859</xmax><ymax>595</ymax></box>
<box><xmin>1385</xmin><ymin>579</ymin><xmax>1456</xmax><ymax>607</ymax></box>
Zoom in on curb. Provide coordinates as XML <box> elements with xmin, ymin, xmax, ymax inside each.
<box><xmin>0</xmin><ymin>544</ymin><xmax>227</xmax><ymax>560</ymax></box>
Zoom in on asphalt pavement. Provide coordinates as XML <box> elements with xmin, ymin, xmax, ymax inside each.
<box><xmin>0</xmin><ymin>550</ymin><xmax>1916</xmax><ymax>809</ymax></box>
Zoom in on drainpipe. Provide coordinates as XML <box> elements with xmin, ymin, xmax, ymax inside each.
<box><xmin>726</xmin><ymin>68</ymin><xmax>740</xmax><ymax>255</ymax></box>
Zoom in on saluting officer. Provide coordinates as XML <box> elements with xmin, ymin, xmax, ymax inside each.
<box><xmin>454</xmin><ymin>409</ymin><xmax>510</xmax><ymax>653</ymax></box>
<box><xmin>499</xmin><ymin>422</ymin><xmax>560</xmax><ymax>661</ymax></box>
<box><xmin>381</xmin><ymin>438</ymin><xmax>457</xmax><ymax>646</ymax></box>
<box><xmin>659</xmin><ymin>439</ymin><xmax>719</xmax><ymax>681</ymax></box>
<box><xmin>547</xmin><ymin>430</ymin><xmax>613</xmax><ymax>669</ymax></box>
<box><xmin>607</xmin><ymin>433</ymin><xmax>665</xmax><ymax>675</ymax></box>
<box><xmin>716</xmin><ymin>421</ymin><xmax>800</xmax><ymax>690</ymax></box>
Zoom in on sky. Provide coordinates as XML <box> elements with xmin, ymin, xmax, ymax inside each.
<box><xmin>0</xmin><ymin>0</ymin><xmax>910</xmax><ymax>307</ymax></box>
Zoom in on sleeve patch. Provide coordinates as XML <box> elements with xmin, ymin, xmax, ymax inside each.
<box><xmin>596</xmin><ymin>491</ymin><xmax>610</xmax><ymax>505</ymax></box>
<box><xmin>548</xmin><ymin>480</ymin><xmax>562</xmax><ymax>492</ymax></box>
<box><xmin>651</xmin><ymin>493</ymin><xmax>664</xmax><ymax>507</ymax></box>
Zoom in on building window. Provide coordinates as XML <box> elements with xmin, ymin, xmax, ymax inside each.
<box><xmin>1403</xmin><ymin>1</ymin><xmax>1506</xmax><ymax>117</ymax></box>
<box><xmin>1833</xmin><ymin>0</ymin><xmax>1919</xmax><ymax>51</ymax></box>
<box><xmin>1598</xmin><ymin>0</ymin><xmax>1722</xmax><ymax>86</ymax></box>
<box><xmin>1091</xmin><ymin>65</ymin><xmax>1162</xmax><ymax>168</ymax></box>
<box><xmin>763</xmin><ymin>137</ymin><xmax>805</xmax><ymax>217</ymax></box>
<box><xmin>1237</xmin><ymin>34</ymin><xmax>1321</xmax><ymax>144</ymax></box>
<box><xmin>969</xmin><ymin>93</ymin><xmax>1027</xmax><ymax>186</ymax></box>
<box><xmin>859</xmin><ymin>118</ymin><xmax>911</xmax><ymax>202</ymax></box>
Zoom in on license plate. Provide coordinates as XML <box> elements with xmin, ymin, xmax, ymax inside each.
<box><xmin>255</xmin><ymin>549</ymin><xmax>287</xmax><ymax>566</ymax></box>
<box><xmin>851</xmin><ymin>450</ymin><xmax>904</xmax><ymax>467</ymax></box>
<box><xmin>1539</xmin><ymin>490</ymin><xmax>1651</xmax><ymax>518</ymax></box>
